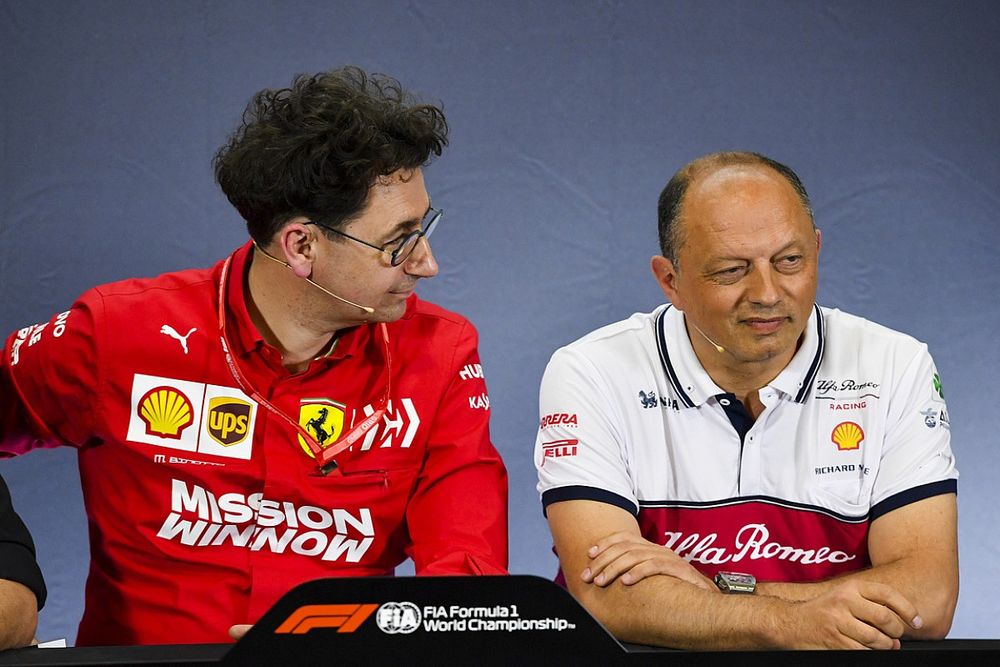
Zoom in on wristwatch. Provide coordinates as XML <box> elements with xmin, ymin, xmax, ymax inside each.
<box><xmin>714</xmin><ymin>571</ymin><xmax>756</xmax><ymax>594</ymax></box>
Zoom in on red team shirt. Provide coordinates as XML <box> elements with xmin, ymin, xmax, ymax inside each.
<box><xmin>1</xmin><ymin>242</ymin><xmax>508</xmax><ymax>645</ymax></box>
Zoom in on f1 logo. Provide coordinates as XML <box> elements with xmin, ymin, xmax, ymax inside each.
<box><xmin>274</xmin><ymin>604</ymin><xmax>378</xmax><ymax>635</ymax></box>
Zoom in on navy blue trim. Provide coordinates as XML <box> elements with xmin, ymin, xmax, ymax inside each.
<box><xmin>656</xmin><ymin>306</ymin><xmax>694</xmax><ymax>408</ymax></box>
<box><xmin>717</xmin><ymin>393</ymin><xmax>754</xmax><ymax>444</ymax></box>
<box><xmin>638</xmin><ymin>494</ymin><xmax>868</xmax><ymax>524</ymax></box>
<box><xmin>542</xmin><ymin>486</ymin><xmax>638</xmax><ymax>517</ymax></box>
<box><xmin>870</xmin><ymin>479</ymin><xmax>957</xmax><ymax>522</ymax></box>
<box><xmin>795</xmin><ymin>304</ymin><xmax>825</xmax><ymax>403</ymax></box>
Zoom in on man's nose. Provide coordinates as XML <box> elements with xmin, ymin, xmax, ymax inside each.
<box><xmin>403</xmin><ymin>237</ymin><xmax>438</xmax><ymax>278</ymax></box>
<box><xmin>747</xmin><ymin>265</ymin><xmax>780</xmax><ymax>306</ymax></box>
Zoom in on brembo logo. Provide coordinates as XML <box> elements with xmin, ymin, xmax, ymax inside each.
<box><xmin>274</xmin><ymin>604</ymin><xmax>378</xmax><ymax>635</ymax></box>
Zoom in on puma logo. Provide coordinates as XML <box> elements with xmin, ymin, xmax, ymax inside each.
<box><xmin>160</xmin><ymin>325</ymin><xmax>197</xmax><ymax>355</ymax></box>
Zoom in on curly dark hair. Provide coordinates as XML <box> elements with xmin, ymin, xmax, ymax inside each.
<box><xmin>657</xmin><ymin>151</ymin><xmax>813</xmax><ymax>265</ymax></box>
<box><xmin>214</xmin><ymin>66</ymin><xmax>449</xmax><ymax>242</ymax></box>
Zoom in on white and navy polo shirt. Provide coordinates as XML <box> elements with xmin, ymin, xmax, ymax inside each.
<box><xmin>535</xmin><ymin>304</ymin><xmax>957</xmax><ymax>582</ymax></box>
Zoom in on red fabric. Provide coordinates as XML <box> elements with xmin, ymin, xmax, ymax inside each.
<box><xmin>637</xmin><ymin>502</ymin><xmax>870</xmax><ymax>582</ymax></box>
<box><xmin>1</xmin><ymin>242</ymin><xmax>508</xmax><ymax>645</ymax></box>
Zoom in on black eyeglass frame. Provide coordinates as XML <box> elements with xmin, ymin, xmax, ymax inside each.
<box><xmin>307</xmin><ymin>207</ymin><xmax>442</xmax><ymax>267</ymax></box>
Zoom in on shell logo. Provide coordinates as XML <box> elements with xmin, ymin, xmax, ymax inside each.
<box><xmin>831</xmin><ymin>421</ymin><xmax>864</xmax><ymax>451</ymax></box>
<box><xmin>138</xmin><ymin>386</ymin><xmax>194</xmax><ymax>439</ymax></box>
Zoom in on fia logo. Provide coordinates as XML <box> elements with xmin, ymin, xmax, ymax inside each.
<box><xmin>375</xmin><ymin>601</ymin><xmax>421</xmax><ymax>634</ymax></box>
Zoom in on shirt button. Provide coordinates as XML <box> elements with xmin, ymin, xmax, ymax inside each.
<box><xmin>719</xmin><ymin>398</ymin><xmax>731</xmax><ymax>406</ymax></box>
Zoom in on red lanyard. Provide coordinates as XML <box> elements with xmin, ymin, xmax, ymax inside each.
<box><xmin>216</xmin><ymin>253</ymin><xmax>392</xmax><ymax>475</ymax></box>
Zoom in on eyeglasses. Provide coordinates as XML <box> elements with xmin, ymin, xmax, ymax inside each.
<box><xmin>308</xmin><ymin>207</ymin><xmax>442</xmax><ymax>267</ymax></box>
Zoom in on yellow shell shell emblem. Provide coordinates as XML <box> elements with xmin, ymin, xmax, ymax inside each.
<box><xmin>138</xmin><ymin>386</ymin><xmax>194</xmax><ymax>439</ymax></box>
<box><xmin>831</xmin><ymin>421</ymin><xmax>864</xmax><ymax>451</ymax></box>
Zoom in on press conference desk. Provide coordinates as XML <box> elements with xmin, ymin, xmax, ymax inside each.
<box><xmin>0</xmin><ymin>577</ymin><xmax>996</xmax><ymax>666</ymax></box>
<box><xmin>1</xmin><ymin>640</ymin><xmax>999</xmax><ymax>666</ymax></box>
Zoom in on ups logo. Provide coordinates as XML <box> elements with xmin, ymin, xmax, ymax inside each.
<box><xmin>207</xmin><ymin>397</ymin><xmax>252</xmax><ymax>446</ymax></box>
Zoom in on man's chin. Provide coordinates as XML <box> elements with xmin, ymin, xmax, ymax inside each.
<box><xmin>372</xmin><ymin>301</ymin><xmax>409</xmax><ymax>324</ymax></box>
<box><xmin>731</xmin><ymin>335</ymin><xmax>797</xmax><ymax>363</ymax></box>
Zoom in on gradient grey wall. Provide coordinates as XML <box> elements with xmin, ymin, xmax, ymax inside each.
<box><xmin>1</xmin><ymin>0</ymin><xmax>997</xmax><ymax>644</ymax></box>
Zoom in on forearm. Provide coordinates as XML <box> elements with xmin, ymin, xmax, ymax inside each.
<box><xmin>758</xmin><ymin>557</ymin><xmax>957</xmax><ymax>638</ymax></box>
<box><xmin>0</xmin><ymin>580</ymin><xmax>38</xmax><ymax>650</ymax></box>
<box><xmin>571</xmin><ymin>575</ymin><xmax>791</xmax><ymax>650</ymax></box>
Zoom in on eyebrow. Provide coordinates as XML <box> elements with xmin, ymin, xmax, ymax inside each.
<box><xmin>709</xmin><ymin>240</ymin><xmax>802</xmax><ymax>264</ymax></box>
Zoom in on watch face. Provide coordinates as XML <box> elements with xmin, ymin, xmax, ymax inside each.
<box><xmin>715</xmin><ymin>571</ymin><xmax>756</xmax><ymax>593</ymax></box>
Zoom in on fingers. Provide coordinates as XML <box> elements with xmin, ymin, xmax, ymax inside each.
<box><xmin>803</xmin><ymin>581</ymin><xmax>915</xmax><ymax>650</ymax></box>
<box><xmin>858</xmin><ymin>582</ymin><xmax>922</xmax><ymax>631</ymax></box>
<box><xmin>851</xmin><ymin>596</ymin><xmax>907</xmax><ymax>642</ymax></box>
<box><xmin>583</xmin><ymin>533</ymin><xmax>662</xmax><ymax>585</ymax></box>
<box><xmin>587</xmin><ymin>530</ymin><xmax>639</xmax><ymax>558</ymax></box>
<box><xmin>841</xmin><ymin>616</ymin><xmax>897</xmax><ymax>650</ymax></box>
<box><xmin>616</xmin><ymin>558</ymin><xmax>711</xmax><ymax>590</ymax></box>
<box><xmin>228</xmin><ymin>624</ymin><xmax>252</xmax><ymax>641</ymax></box>
<box><xmin>581</xmin><ymin>533</ymin><xmax>714</xmax><ymax>591</ymax></box>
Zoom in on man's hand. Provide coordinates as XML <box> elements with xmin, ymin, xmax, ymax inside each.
<box><xmin>228</xmin><ymin>624</ymin><xmax>252</xmax><ymax>641</ymax></box>
<box><xmin>582</xmin><ymin>531</ymin><xmax>715</xmax><ymax>591</ymax></box>
<box><xmin>782</xmin><ymin>580</ymin><xmax>922</xmax><ymax>649</ymax></box>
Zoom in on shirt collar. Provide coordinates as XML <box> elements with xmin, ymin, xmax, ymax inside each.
<box><xmin>655</xmin><ymin>304</ymin><xmax>825</xmax><ymax>407</ymax></box>
<box><xmin>221</xmin><ymin>240</ymin><xmax>372</xmax><ymax>362</ymax></box>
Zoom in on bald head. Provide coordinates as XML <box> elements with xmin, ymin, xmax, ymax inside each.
<box><xmin>657</xmin><ymin>152</ymin><xmax>813</xmax><ymax>264</ymax></box>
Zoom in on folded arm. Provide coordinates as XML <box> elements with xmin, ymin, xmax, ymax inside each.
<box><xmin>548</xmin><ymin>499</ymin><xmax>920</xmax><ymax>650</ymax></box>
<box><xmin>757</xmin><ymin>493</ymin><xmax>957</xmax><ymax>639</ymax></box>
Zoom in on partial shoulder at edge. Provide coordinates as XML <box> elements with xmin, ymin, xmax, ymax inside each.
<box><xmin>551</xmin><ymin>306</ymin><xmax>665</xmax><ymax>360</ymax></box>
<box><xmin>90</xmin><ymin>263</ymin><xmax>219</xmax><ymax>301</ymax></box>
<box><xmin>821</xmin><ymin>306</ymin><xmax>926</xmax><ymax>355</ymax></box>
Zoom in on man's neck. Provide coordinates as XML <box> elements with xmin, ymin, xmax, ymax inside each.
<box><xmin>245</xmin><ymin>253</ymin><xmax>342</xmax><ymax>373</ymax></box>
<box><xmin>685</xmin><ymin>320</ymin><xmax>797</xmax><ymax>419</ymax></box>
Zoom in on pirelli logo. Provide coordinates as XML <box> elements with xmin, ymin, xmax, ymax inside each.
<box><xmin>274</xmin><ymin>604</ymin><xmax>378</xmax><ymax>635</ymax></box>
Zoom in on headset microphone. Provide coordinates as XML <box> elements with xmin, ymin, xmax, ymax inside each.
<box><xmin>252</xmin><ymin>242</ymin><xmax>375</xmax><ymax>314</ymax></box>
<box><xmin>692</xmin><ymin>323</ymin><xmax>726</xmax><ymax>354</ymax></box>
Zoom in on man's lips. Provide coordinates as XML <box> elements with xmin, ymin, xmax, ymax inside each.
<box><xmin>742</xmin><ymin>317</ymin><xmax>788</xmax><ymax>334</ymax></box>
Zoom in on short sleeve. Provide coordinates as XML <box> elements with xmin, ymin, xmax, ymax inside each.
<box><xmin>871</xmin><ymin>345</ymin><xmax>957</xmax><ymax>520</ymax></box>
<box><xmin>535</xmin><ymin>346</ymin><xmax>637</xmax><ymax>516</ymax></box>
<box><xmin>1</xmin><ymin>292</ymin><xmax>101</xmax><ymax>455</ymax></box>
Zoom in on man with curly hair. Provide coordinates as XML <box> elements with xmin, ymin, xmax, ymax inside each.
<box><xmin>0</xmin><ymin>67</ymin><xmax>508</xmax><ymax>646</ymax></box>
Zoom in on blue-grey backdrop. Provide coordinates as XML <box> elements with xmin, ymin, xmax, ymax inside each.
<box><xmin>1</xmin><ymin>0</ymin><xmax>997</xmax><ymax>644</ymax></box>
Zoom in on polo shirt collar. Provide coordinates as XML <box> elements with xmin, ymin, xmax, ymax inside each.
<box><xmin>655</xmin><ymin>304</ymin><xmax>825</xmax><ymax>408</ymax></box>
<box><xmin>221</xmin><ymin>240</ymin><xmax>369</xmax><ymax>362</ymax></box>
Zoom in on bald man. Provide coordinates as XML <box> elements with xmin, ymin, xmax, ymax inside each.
<box><xmin>535</xmin><ymin>151</ymin><xmax>957</xmax><ymax>650</ymax></box>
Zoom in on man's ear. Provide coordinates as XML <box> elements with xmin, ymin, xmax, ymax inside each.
<box><xmin>276</xmin><ymin>218</ymin><xmax>317</xmax><ymax>279</ymax></box>
<box><xmin>651</xmin><ymin>255</ymin><xmax>683</xmax><ymax>308</ymax></box>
